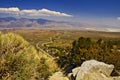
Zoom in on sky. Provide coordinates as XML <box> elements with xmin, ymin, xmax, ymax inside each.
<box><xmin>0</xmin><ymin>0</ymin><xmax>120</xmax><ymax>30</ymax></box>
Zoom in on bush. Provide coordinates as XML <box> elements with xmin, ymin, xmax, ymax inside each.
<box><xmin>36</xmin><ymin>52</ymin><xmax>59</xmax><ymax>80</ymax></box>
<box><xmin>0</xmin><ymin>32</ymin><xmax>59</xmax><ymax>80</ymax></box>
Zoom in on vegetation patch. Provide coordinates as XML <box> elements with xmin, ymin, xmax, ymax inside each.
<box><xmin>0</xmin><ymin>32</ymin><xmax>59</xmax><ymax>80</ymax></box>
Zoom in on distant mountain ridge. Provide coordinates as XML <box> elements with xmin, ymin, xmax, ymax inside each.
<box><xmin>0</xmin><ymin>17</ymin><xmax>82</xmax><ymax>30</ymax></box>
<box><xmin>0</xmin><ymin>17</ymin><xmax>120</xmax><ymax>32</ymax></box>
<box><xmin>0</xmin><ymin>17</ymin><xmax>55</xmax><ymax>28</ymax></box>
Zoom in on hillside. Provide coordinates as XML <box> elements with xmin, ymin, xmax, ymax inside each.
<box><xmin>0</xmin><ymin>30</ymin><xmax>120</xmax><ymax>80</ymax></box>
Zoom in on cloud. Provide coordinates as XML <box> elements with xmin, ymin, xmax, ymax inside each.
<box><xmin>0</xmin><ymin>7</ymin><xmax>20</xmax><ymax>12</ymax></box>
<box><xmin>0</xmin><ymin>7</ymin><xmax>72</xmax><ymax>18</ymax></box>
<box><xmin>0</xmin><ymin>7</ymin><xmax>19</xmax><ymax>15</ymax></box>
<box><xmin>117</xmin><ymin>17</ymin><xmax>120</xmax><ymax>20</ymax></box>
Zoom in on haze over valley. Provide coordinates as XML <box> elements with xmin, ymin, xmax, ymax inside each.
<box><xmin>0</xmin><ymin>17</ymin><xmax>120</xmax><ymax>32</ymax></box>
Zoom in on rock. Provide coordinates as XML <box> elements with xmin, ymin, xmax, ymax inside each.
<box><xmin>72</xmin><ymin>67</ymin><xmax>80</xmax><ymax>77</ymax></box>
<box><xmin>67</xmin><ymin>60</ymin><xmax>120</xmax><ymax>80</ymax></box>
<box><xmin>112</xmin><ymin>77</ymin><xmax>120</xmax><ymax>80</ymax></box>
<box><xmin>76</xmin><ymin>60</ymin><xmax>114</xmax><ymax>80</ymax></box>
<box><xmin>68</xmin><ymin>73</ymin><xmax>75</xmax><ymax>80</ymax></box>
<box><xmin>68</xmin><ymin>67</ymin><xmax>80</xmax><ymax>80</ymax></box>
<box><xmin>49</xmin><ymin>71</ymin><xmax>69</xmax><ymax>80</ymax></box>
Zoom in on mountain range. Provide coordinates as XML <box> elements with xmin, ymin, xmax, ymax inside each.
<box><xmin>0</xmin><ymin>17</ymin><xmax>54</xmax><ymax>28</ymax></box>
<box><xmin>0</xmin><ymin>17</ymin><xmax>119</xmax><ymax>32</ymax></box>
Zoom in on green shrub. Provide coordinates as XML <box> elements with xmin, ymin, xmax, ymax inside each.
<box><xmin>0</xmin><ymin>32</ymin><xmax>39</xmax><ymax>80</ymax></box>
<box><xmin>0</xmin><ymin>32</ymin><xmax>59</xmax><ymax>80</ymax></box>
<box><xmin>36</xmin><ymin>52</ymin><xmax>59</xmax><ymax>80</ymax></box>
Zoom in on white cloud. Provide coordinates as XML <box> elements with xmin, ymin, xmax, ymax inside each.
<box><xmin>0</xmin><ymin>7</ymin><xmax>20</xmax><ymax>15</ymax></box>
<box><xmin>117</xmin><ymin>17</ymin><xmax>120</xmax><ymax>20</ymax></box>
<box><xmin>0</xmin><ymin>7</ymin><xmax>20</xmax><ymax>12</ymax></box>
<box><xmin>38</xmin><ymin>8</ymin><xmax>72</xmax><ymax>17</ymax></box>
<box><xmin>0</xmin><ymin>7</ymin><xmax>72</xmax><ymax>18</ymax></box>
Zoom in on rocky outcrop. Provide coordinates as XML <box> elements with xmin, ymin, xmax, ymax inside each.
<box><xmin>68</xmin><ymin>60</ymin><xmax>120</xmax><ymax>80</ymax></box>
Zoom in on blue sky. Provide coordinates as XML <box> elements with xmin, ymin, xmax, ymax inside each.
<box><xmin>0</xmin><ymin>0</ymin><xmax>120</xmax><ymax>17</ymax></box>
<box><xmin>0</xmin><ymin>0</ymin><xmax>120</xmax><ymax>30</ymax></box>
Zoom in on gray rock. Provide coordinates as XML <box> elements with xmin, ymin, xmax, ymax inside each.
<box><xmin>76</xmin><ymin>60</ymin><xmax>114</xmax><ymax>80</ymax></box>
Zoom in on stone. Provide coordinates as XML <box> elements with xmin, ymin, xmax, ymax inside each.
<box><xmin>76</xmin><ymin>60</ymin><xmax>114</xmax><ymax>80</ymax></box>
<box><xmin>68</xmin><ymin>73</ymin><xmax>75</xmax><ymax>80</ymax></box>
<box><xmin>72</xmin><ymin>67</ymin><xmax>80</xmax><ymax>77</ymax></box>
<box><xmin>68</xmin><ymin>67</ymin><xmax>80</xmax><ymax>80</ymax></box>
<box><xmin>112</xmin><ymin>77</ymin><xmax>120</xmax><ymax>80</ymax></box>
<box><xmin>49</xmin><ymin>71</ymin><xmax>69</xmax><ymax>80</ymax></box>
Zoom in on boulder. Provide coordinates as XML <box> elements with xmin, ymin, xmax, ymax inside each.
<box><xmin>49</xmin><ymin>71</ymin><xmax>69</xmax><ymax>80</ymax></box>
<box><xmin>76</xmin><ymin>60</ymin><xmax>114</xmax><ymax>80</ymax></box>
